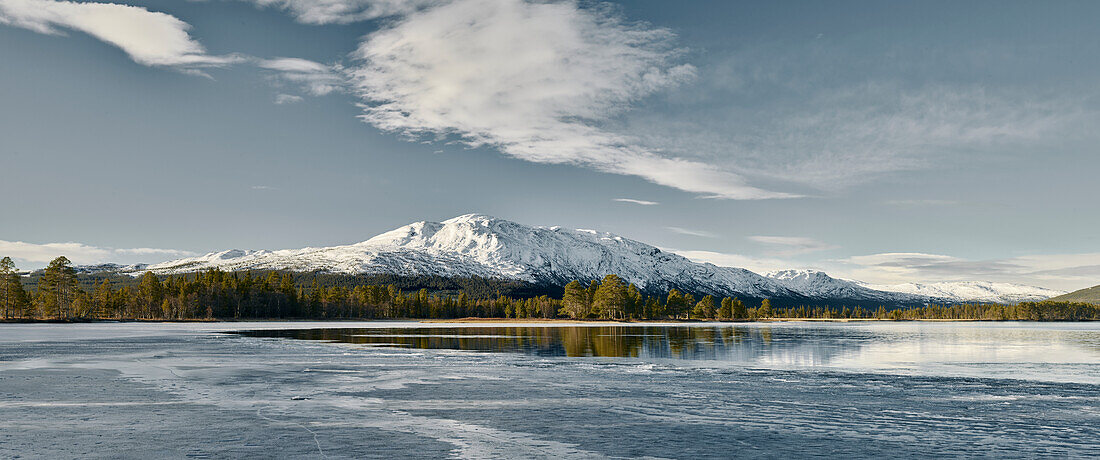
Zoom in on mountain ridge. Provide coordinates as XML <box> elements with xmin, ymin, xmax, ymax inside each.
<box><xmin>112</xmin><ymin>214</ymin><xmax>1059</xmax><ymax>304</ymax></box>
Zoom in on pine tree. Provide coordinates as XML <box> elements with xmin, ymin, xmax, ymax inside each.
<box><xmin>731</xmin><ymin>298</ymin><xmax>747</xmax><ymax>319</ymax></box>
<box><xmin>559</xmin><ymin>280</ymin><xmax>588</xmax><ymax>319</ymax></box>
<box><xmin>92</xmin><ymin>279</ymin><xmax>114</xmax><ymax>318</ymax></box>
<box><xmin>719</xmin><ymin>297</ymin><xmax>733</xmax><ymax>320</ymax></box>
<box><xmin>38</xmin><ymin>256</ymin><xmax>78</xmax><ymax>319</ymax></box>
<box><xmin>758</xmin><ymin>299</ymin><xmax>773</xmax><ymax>319</ymax></box>
<box><xmin>138</xmin><ymin>272</ymin><xmax>164</xmax><ymax>319</ymax></box>
<box><xmin>0</xmin><ymin>257</ymin><xmax>14</xmax><ymax>319</ymax></box>
<box><xmin>693</xmin><ymin>295</ymin><xmax>716</xmax><ymax>319</ymax></box>
<box><xmin>0</xmin><ymin>257</ymin><xmax>28</xmax><ymax>319</ymax></box>
<box><xmin>592</xmin><ymin>275</ymin><xmax>627</xmax><ymax>320</ymax></box>
<box><xmin>625</xmin><ymin>284</ymin><xmax>642</xmax><ymax>319</ymax></box>
<box><xmin>666</xmin><ymin>289</ymin><xmax>685</xmax><ymax>319</ymax></box>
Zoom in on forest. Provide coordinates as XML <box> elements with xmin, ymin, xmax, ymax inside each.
<box><xmin>2</xmin><ymin>256</ymin><xmax>1097</xmax><ymax>321</ymax></box>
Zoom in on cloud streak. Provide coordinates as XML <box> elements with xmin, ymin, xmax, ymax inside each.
<box><xmin>748</xmin><ymin>236</ymin><xmax>839</xmax><ymax>257</ymax></box>
<box><xmin>347</xmin><ymin>0</ymin><xmax>792</xmax><ymax>199</ymax></box>
<box><xmin>666</xmin><ymin>227</ymin><xmax>717</xmax><ymax>238</ymax></box>
<box><xmin>613</xmin><ymin>198</ymin><xmax>659</xmax><ymax>206</ymax></box>
<box><xmin>260</xmin><ymin>57</ymin><xmax>345</xmax><ymax>96</ymax></box>
<box><xmin>0</xmin><ymin>0</ymin><xmax>240</xmax><ymax>69</ymax></box>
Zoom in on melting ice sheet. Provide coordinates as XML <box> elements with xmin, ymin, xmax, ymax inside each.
<box><xmin>1</xmin><ymin>321</ymin><xmax>1098</xmax><ymax>458</ymax></box>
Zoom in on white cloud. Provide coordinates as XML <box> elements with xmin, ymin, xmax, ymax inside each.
<box><xmin>0</xmin><ymin>0</ymin><xmax>240</xmax><ymax>68</ymax></box>
<box><xmin>748</xmin><ymin>235</ymin><xmax>839</xmax><ymax>257</ymax></box>
<box><xmin>347</xmin><ymin>0</ymin><xmax>793</xmax><ymax>199</ymax></box>
<box><xmin>0</xmin><ymin>240</ymin><xmax>194</xmax><ymax>267</ymax></box>
<box><xmin>246</xmin><ymin>0</ymin><xmax>437</xmax><ymax>24</ymax></box>
<box><xmin>613</xmin><ymin>198</ymin><xmax>658</xmax><ymax>206</ymax></box>
<box><xmin>260</xmin><ymin>58</ymin><xmax>345</xmax><ymax>96</ymax></box>
<box><xmin>665</xmin><ymin>227</ymin><xmax>716</xmax><ymax>238</ymax></box>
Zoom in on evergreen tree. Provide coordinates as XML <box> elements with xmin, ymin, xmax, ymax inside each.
<box><xmin>308</xmin><ymin>280</ymin><xmax>323</xmax><ymax>317</ymax></box>
<box><xmin>92</xmin><ymin>279</ymin><xmax>115</xmax><ymax>318</ymax></box>
<box><xmin>0</xmin><ymin>257</ymin><xmax>29</xmax><ymax>319</ymax></box>
<box><xmin>625</xmin><ymin>284</ymin><xmax>642</xmax><ymax>319</ymax></box>
<box><xmin>731</xmin><ymin>298</ymin><xmax>747</xmax><ymax>319</ymax></box>
<box><xmin>592</xmin><ymin>274</ymin><xmax>627</xmax><ymax>320</ymax></box>
<box><xmin>666</xmin><ymin>289</ymin><xmax>686</xmax><ymax>319</ymax></box>
<box><xmin>137</xmin><ymin>272</ymin><xmax>164</xmax><ymax>319</ymax></box>
<box><xmin>38</xmin><ymin>256</ymin><xmax>78</xmax><ymax>318</ymax></box>
<box><xmin>693</xmin><ymin>295</ymin><xmax>716</xmax><ymax>319</ymax></box>
<box><xmin>559</xmin><ymin>280</ymin><xmax>588</xmax><ymax>319</ymax></box>
<box><xmin>758</xmin><ymin>299</ymin><xmax>773</xmax><ymax>319</ymax></box>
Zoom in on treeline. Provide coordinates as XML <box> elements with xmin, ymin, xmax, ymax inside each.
<box><xmin>1</xmin><ymin>257</ymin><xmax>1097</xmax><ymax>321</ymax></box>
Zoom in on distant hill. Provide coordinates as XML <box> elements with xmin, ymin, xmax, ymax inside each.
<box><xmin>1047</xmin><ymin>284</ymin><xmax>1100</xmax><ymax>304</ymax></box>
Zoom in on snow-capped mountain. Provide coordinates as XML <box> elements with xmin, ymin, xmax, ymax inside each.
<box><xmin>140</xmin><ymin>214</ymin><xmax>801</xmax><ymax>299</ymax></box>
<box><xmin>124</xmin><ymin>214</ymin><xmax>1062</xmax><ymax>304</ymax></box>
<box><xmin>856</xmin><ymin>281</ymin><xmax>1064</xmax><ymax>304</ymax></box>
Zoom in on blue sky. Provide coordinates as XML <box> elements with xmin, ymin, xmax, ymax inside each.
<box><xmin>1</xmin><ymin>0</ymin><xmax>1098</xmax><ymax>290</ymax></box>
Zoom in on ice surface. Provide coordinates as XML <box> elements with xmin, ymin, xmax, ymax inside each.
<box><xmin>1</xmin><ymin>321</ymin><xmax>1098</xmax><ymax>458</ymax></box>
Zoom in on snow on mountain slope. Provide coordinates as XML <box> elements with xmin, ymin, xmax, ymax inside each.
<box><xmin>142</xmin><ymin>214</ymin><xmax>801</xmax><ymax>299</ymax></box>
<box><xmin>856</xmin><ymin>281</ymin><xmax>1064</xmax><ymax>304</ymax></box>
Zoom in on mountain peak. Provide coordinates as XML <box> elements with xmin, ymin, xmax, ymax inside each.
<box><xmin>442</xmin><ymin>213</ymin><xmax>503</xmax><ymax>225</ymax></box>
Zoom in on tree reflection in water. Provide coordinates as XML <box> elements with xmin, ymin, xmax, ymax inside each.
<box><xmin>233</xmin><ymin>325</ymin><xmax>837</xmax><ymax>362</ymax></box>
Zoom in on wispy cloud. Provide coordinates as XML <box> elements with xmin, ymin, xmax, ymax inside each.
<box><xmin>346</xmin><ymin>0</ymin><xmax>793</xmax><ymax>199</ymax></box>
<box><xmin>0</xmin><ymin>0</ymin><xmax>241</xmax><ymax>70</ymax></box>
<box><xmin>274</xmin><ymin>94</ymin><xmax>303</xmax><ymax>105</ymax></box>
<box><xmin>0</xmin><ymin>240</ymin><xmax>194</xmax><ymax>267</ymax></box>
<box><xmin>251</xmin><ymin>185</ymin><xmax>277</xmax><ymax>190</ymax></box>
<box><xmin>666</xmin><ymin>227</ymin><xmax>717</xmax><ymax>238</ymax></box>
<box><xmin>613</xmin><ymin>198</ymin><xmax>659</xmax><ymax>206</ymax></box>
<box><xmin>748</xmin><ymin>235</ymin><xmax>839</xmax><ymax>257</ymax></box>
<box><xmin>259</xmin><ymin>57</ymin><xmax>345</xmax><ymax>96</ymax></box>
<box><xmin>622</xmin><ymin>54</ymin><xmax>1089</xmax><ymax>191</ymax></box>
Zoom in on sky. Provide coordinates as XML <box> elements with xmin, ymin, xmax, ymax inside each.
<box><xmin>1</xmin><ymin>0</ymin><xmax>1098</xmax><ymax>291</ymax></box>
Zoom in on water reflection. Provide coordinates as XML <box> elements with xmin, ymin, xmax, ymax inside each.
<box><xmin>236</xmin><ymin>325</ymin><xmax>871</xmax><ymax>364</ymax></box>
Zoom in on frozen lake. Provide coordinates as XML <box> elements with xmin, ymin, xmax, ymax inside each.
<box><xmin>1</xmin><ymin>321</ymin><xmax>1098</xmax><ymax>458</ymax></box>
